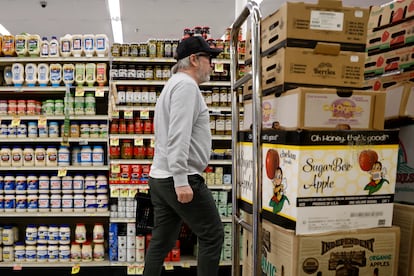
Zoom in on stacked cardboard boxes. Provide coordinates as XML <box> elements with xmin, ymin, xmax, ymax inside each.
<box><xmin>363</xmin><ymin>0</ymin><xmax>414</xmax><ymax>121</ymax></box>
<box><xmin>238</xmin><ymin>1</ymin><xmax>403</xmax><ymax>275</ymax></box>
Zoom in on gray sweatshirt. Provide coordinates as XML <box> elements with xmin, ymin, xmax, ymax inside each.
<box><xmin>149</xmin><ymin>72</ymin><xmax>211</xmax><ymax>187</ymax></box>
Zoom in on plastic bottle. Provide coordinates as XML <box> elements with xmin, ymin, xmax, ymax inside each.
<box><xmin>2</xmin><ymin>34</ymin><xmax>15</xmax><ymax>57</ymax></box>
<box><xmin>85</xmin><ymin>63</ymin><xmax>96</xmax><ymax>87</ymax></box>
<box><xmin>83</xmin><ymin>34</ymin><xmax>95</xmax><ymax>57</ymax></box>
<box><xmin>61</xmin><ymin>194</ymin><xmax>73</xmax><ymax>212</ymax></box>
<box><xmin>84</xmin><ymin>174</ymin><xmax>96</xmax><ymax>194</ymax></box>
<box><xmin>12</xmin><ymin>63</ymin><xmax>24</xmax><ymax>87</ymax></box>
<box><xmin>50</xmin><ymin>175</ymin><xmax>61</xmax><ymax>194</ymax></box>
<box><xmin>95</xmin><ymin>34</ymin><xmax>108</xmax><ymax>57</ymax></box>
<box><xmin>37</xmin><ymin>63</ymin><xmax>49</xmax><ymax>86</ymax></box>
<box><xmin>48</xmin><ymin>121</ymin><xmax>59</xmax><ymax>137</ymax></box>
<box><xmin>25</xmin><ymin>63</ymin><xmax>37</xmax><ymax>86</ymax></box>
<box><xmin>84</xmin><ymin>92</ymin><xmax>96</xmax><ymax>115</ymax></box>
<box><xmin>4</xmin><ymin>195</ymin><xmax>14</xmax><ymax>211</ymax></box>
<box><xmin>25</xmin><ymin>244</ymin><xmax>36</xmax><ymax>262</ymax></box>
<box><xmin>85</xmin><ymin>194</ymin><xmax>96</xmax><ymax>212</ymax></box>
<box><xmin>3</xmin><ymin>245</ymin><xmax>14</xmax><ymax>262</ymax></box>
<box><xmin>27</xmin><ymin>194</ymin><xmax>38</xmax><ymax>212</ymax></box>
<box><xmin>2</xmin><ymin>225</ymin><xmax>14</xmax><ymax>245</ymax></box>
<box><xmin>62</xmin><ymin>64</ymin><xmax>75</xmax><ymax>87</ymax></box>
<box><xmin>72</xmin><ymin>34</ymin><xmax>83</xmax><ymax>57</ymax></box>
<box><xmin>37</xmin><ymin>225</ymin><xmax>49</xmax><ymax>243</ymax></box>
<box><xmin>60</xmin><ymin>34</ymin><xmax>72</xmax><ymax>57</ymax></box>
<box><xmin>70</xmin><ymin>242</ymin><xmax>81</xmax><ymax>262</ymax></box>
<box><xmin>49</xmin><ymin>36</ymin><xmax>60</xmax><ymax>57</ymax></box>
<box><xmin>50</xmin><ymin>194</ymin><xmax>62</xmax><ymax>211</ymax></box>
<box><xmin>96</xmin><ymin>194</ymin><xmax>108</xmax><ymax>211</ymax></box>
<box><xmin>48</xmin><ymin>244</ymin><xmax>59</xmax><ymax>262</ymax></box>
<box><xmin>40</xmin><ymin>36</ymin><xmax>49</xmax><ymax>57</ymax></box>
<box><xmin>3</xmin><ymin>174</ymin><xmax>15</xmax><ymax>194</ymax></box>
<box><xmin>75</xmin><ymin>63</ymin><xmax>85</xmax><ymax>86</ymax></box>
<box><xmin>73</xmin><ymin>194</ymin><xmax>85</xmax><ymax>211</ymax></box>
<box><xmin>16</xmin><ymin>194</ymin><xmax>27</xmax><ymax>212</ymax></box>
<box><xmin>0</xmin><ymin>147</ymin><xmax>11</xmax><ymax>167</ymax></box>
<box><xmin>80</xmin><ymin>145</ymin><xmax>92</xmax><ymax>166</ymax></box>
<box><xmin>14</xmin><ymin>242</ymin><xmax>26</xmax><ymax>261</ymax></box>
<box><xmin>49</xmin><ymin>63</ymin><xmax>62</xmax><ymax>87</ymax></box>
<box><xmin>27</xmin><ymin>175</ymin><xmax>38</xmax><ymax>194</ymax></box>
<box><xmin>38</xmin><ymin>194</ymin><xmax>50</xmax><ymax>212</ymax></box>
<box><xmin>35</xmin><ymin>147</ymin><xmax>46</xmax><ymax>167</ymax></box>
<box><xmin>92</xmin><ymin>146</ymin><xmax>104</xmax><ymax>166</ymax></box>
<box><xmin>36</xmin><ymin>243</ymin><xmax>48</xmax><ymax>262</ymax></box>
<box><xmin>72</xmin><ymin>174</ymin><xmax>84</xmax><ymax>193</ymax></box>
<box><xmin>61</xmin><ymin>175</ymin><xmax>73</xmax><ymax>194</ymax></box>
<box><xmin>25</xmin><ymin>224</ymin><xmax>38</xmax><ymax>245</ymax></box>
<box><xmin>58</xmin><ymin>145</ymin><xmax>70</xmax><ymax>166</ymax></box>
<box><xmin>46</xmin><ymin>146</ymin><xmax>58</xmax><ymax>167</ymax></box>
<box><xmin>15</xmin><ymin>34</ymin><xmax>28</xmax><ymax>57</ymax></box>
<box><xmin>59</xmin><ymin>224</ymin><xmax>71</xmax><ymax>245</ymax></box>
<box><xmin>27</xmin><ymin>34</ymin><xmax>41</xmax><ymax>57</ymax></box>
<box><xmin>3</xmin><ymin>66</ymin><xmax>13</xmax><ymax>86</ymax></box>
<box><xmin>48</xmin><ymin>224</ymin><xmax>60</xmax><ymax>244</ymax></box>
<box><xmin>75</xmin><ymin>224</ymin><xmax>86</xmax><ymax>244</ymax></box>
<box><xmin>11</xmin><ymin>146</ymin><xmax>23</xmax><ymax>167</ymax></box>
<box><xmin>96</xmin><ymin>63</ymin><xmax>107</xmax><ymax>87</ymax></box>
<box><xmin>93</xmin><ymin>243</ymin><xmax>104</xmax><ymax>261</ymax></box>
<box><xmin>15</xmin><ymin>174</ymin><xmax>27</xmax><ymax>194</ymax></box>
<box><xmin>59</xmin><ymin>244</ymin><xmax>71</xmax><ymax>262</ymax></box>
<box><xmin>81</xmin><ymin>241</ymin><xmax>93</xmax><ymax>262</ymax></box>
<box><xmin>71</xmin><ymin>147</ymin><xmax>81</xmax><ymax>165</ymax></box>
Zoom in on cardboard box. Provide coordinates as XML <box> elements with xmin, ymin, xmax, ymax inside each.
<box><xmin>394</xmin><ymin>125</ymin><xmax>414</xmax><ymax>203</ymax></box>
<box><xmin>237</xmin><ymin>129</ymin><xmax>400</xmax><ymax>234</ymax></box>
<box><xmin>261</xmin><ymin>45</ymin><xmax>365</xmax><ymax>92</ymax></box>
<box><xmin>363</xmin><ymin>70</ymin><xmax>414</xmax><ymax>91</ymax></box>
<box><xmin>243</xmin><ymin>87</ymin><xmax>386</xmax><ymax>130</ymax></box>
<box><xmin>364</xmin><ymin>46</ymin><xmax>414</xmax><ymax>79</ymax></box>
<box><xmin>366</xmin><ymin>18</ymin><xmax>414</xmax><ymax>56</ymax></box>
<box><xmin>368</xmin><ymin>0</ymin><xmax>414</xmax><ymax>31</ymax></box>
<box><xmin>392</xmin><ymin>203</ymin><xmax>414</xmax><ymax>276</ymax></box>
<box><xmin>243</xmin><ymin>218</ymin><xmax>400</xmax><ymax>276</ymax></box>
<box><xmin>260</xmin><ymin>0</ymin><xmax>368</xmax><ymax>54</ymax></box>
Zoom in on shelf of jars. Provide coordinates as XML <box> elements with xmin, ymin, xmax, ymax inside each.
<box><xmin>0</xmin><ymin>137</ymin><xmax>107</xmax><ymax>143</ymax></box>
<box><xmin>0</xmin><ymin>166</ymin><xmax>110</xmax><ymax>171</ymax></box>
<box><xmin>0</xmin><ymin>57</ymin><xmax>110</xmax><ymax>64</ymax></box>
<box><xmin>0</xmin><ymin>115</ymin><xmax>109</xmax><ymax>121</ymax></box>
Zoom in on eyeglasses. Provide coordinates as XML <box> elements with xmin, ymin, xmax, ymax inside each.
<box><xmin>195</xmin><ymin>53</ymin><xmax>212</xmax><ymax>63</ymax></box>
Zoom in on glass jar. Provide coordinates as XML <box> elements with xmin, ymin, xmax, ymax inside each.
<box><xmin>121</xmin><ymin>139</ymin><xmax>133</xmax><ymax>159</ymax></box>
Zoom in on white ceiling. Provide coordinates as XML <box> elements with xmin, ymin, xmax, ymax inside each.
<box><xmin>0</xmin><ymin>0</ymin><xmax>391</xmax><ymax>44</ymax></box>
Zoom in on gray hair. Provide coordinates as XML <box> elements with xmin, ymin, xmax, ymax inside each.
<box><xmin>171</xmin><ymin>56</ymin><xmax>191</xmax><ymax>74</ymax></box>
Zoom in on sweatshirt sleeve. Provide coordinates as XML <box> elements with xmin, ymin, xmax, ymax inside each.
<box><xmin>167</xmin><ymin>81</ymin><xmax>199</xmax><ymax>187</ymax></box>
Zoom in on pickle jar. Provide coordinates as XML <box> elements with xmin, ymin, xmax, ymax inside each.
<box><xmin>148</xmin><ymin>39</ymin><xmax>157</xmax><ymax>58</ymax></box>
<box><xmin>145</xmin><ymin>66</ymin><xmax>153</xmax><ymax>80</ymax></box>
<box><xmin>139</xmin><ymin>43</ymin><xmax>148</xmax><ymax>57</ymax></box>
<box><xmin>220</xmin><ymin>88</ymin><xmax>228</xmax><ymax>107</ymax></box>
<box><xmin>154</xmin><ymin>66</ymin><xmax>162</xmax><ymax>80</ymax></box>
<box><xmin>156</xmin><ymin>40</ymin><xmax>164</xmax><ymax>58</ymax></box>
<box><xmin>212</xmin><ymin>87</ymin><xmax>220</xmax><ymax>107</ymax></box>
<box><xmin>111</xmin><ymin>43</ymin><xmax>121</xmax><ymax>57</ymax></box>
<box><xmin>121</xmin><ymin>44</ymin><xmax>130</xmax><ymax>57</ymax></box>
<box><xmin>130</xmin><ymin>44</ymin><xmax>139</xmax><ymax>57</ymax></box>
<box><xmin>164</xmin><ymin>40</ymin><xmax>172</xmax><ymax>58</ymax></box>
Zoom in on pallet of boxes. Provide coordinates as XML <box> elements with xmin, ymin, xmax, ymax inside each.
<box><xmin>363</xmin><ymin>1</ymin><xmax>414</xmax><ymax>276</ymax></box>
<box><xmin>240</xmin><ymin>1</ymin><xmax>402</xmax><ymax>275</ymax></box>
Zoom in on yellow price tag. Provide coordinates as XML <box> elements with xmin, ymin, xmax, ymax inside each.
<box><xmin>129</xmin><ymin>188</ymin><xmax>138</xmax><ymax>198</ymax></box>
<box><xmin>164</xmin><ymin>263</ymin><xmax>174</xmax><ymax>271</ymax></box>
<box><xmin>136</xmin><ymin>266</ymin><xmax>144</xmax><ymax>275</ymax></box>
<box><xmin>182</xmin><ymin>262</ymin><xmax>190</xmax><ymax>268</ymax></box>
<box><xmin>95</xmin><ymin>87</ymin><xmax>105</xmax><ymax>97</ymax></box>
<box><xmin>127</xmin><ymin>265</ymin><xmax>136</xmax><ymax>275</ymax></box>
<box><xmin>214</xmin><ymin>63</ymin><xmax>224</xmax><ymax>73</ymax></box>
<box><xmin>110</xmin><ymin>187</ymin><xmax>120</xmax><ymax>198</ymax></box>
<box><xmin>71</xmin><ymin>265</ymin><xmax>80</xmax><ymax>274</ymax></box>
<box><xmin>75</xmin><ymin>87</ymin><xmax>85</xmax><ymax>97</ymax></box>
<box><xmin>150</xmin><ymin>138</ymin><xmax>155</xmax><ymax>148</ymax></box>
<box><xmin>38</xmin><ymin>116</ymin><xmax>47</xmax><ymax>128</ymax></box>
<box><xmin>112</xmin><ymin>111</ymin><xmax>120</xmax><ymax>119</ymax></box>
<box><xmin>120</xmin><ymin>188</ymin><xmax>129</xmax><ymax>198</ymax></box>
<box><xmin>11</xmin><ymin>116</ymin><xmax>21</xmax><ymax>127</ymax></box>
<box><xmin>134</xmin><ymin>138</ymin><xmax>144</xmax><ymax>146</ymax></box>
<box><xmin>12</xmin><ymin>264</ymin><xmax>22</xmax><ymax>270</ymax></box>
<box><xmin>124</xmin><ymin>110</ymin><xmax>134</xmax><ymax>119</ymax></box>
<box><xmin>110</xmin><ymin>138</ymin><xmax>119</xmax><ymax>146</ymax></box>
<box><xmin>140</xmin><ymin>110</ymin><xmax>149</xmax><ymax>119</ymax></box>
<box><xmin>58</xmin><ymin>168</ymin><xmax>67</xmax><ymax>177</ymax></box>
<box><xmin>111</xmin><ymin>163</ymin><xmax>121</xmax><ymax>173</ymax></box>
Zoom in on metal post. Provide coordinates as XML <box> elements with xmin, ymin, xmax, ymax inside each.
<box><xmin>230</xmin><ymin>1</ymin><xmax>262</xmax><ymax>275</ymax></box>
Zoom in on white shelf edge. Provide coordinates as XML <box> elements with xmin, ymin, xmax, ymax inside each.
<box><xmin>0</xmin><ymin>211</ymin><xmax>110</xmax><ymax>217</ymax></box>
<box><xmin>0</xmin><ymin>165</ymin><xmax>110</xmax><ymax>171</ymax></box>
<box><xmin>110</xmin><ymin>134</ymin><xmax>154</xmax><ymax>139</ymax></box>
<box><xmin>0</xmin><ymin>86</ymin><xmax>109</xmax><ymax>92</ymax></box>
<box><xmin>0</xmin><ymin>137</ymin><xmax>108</xmax><ymax>143</ymax></box>
<box><xmin>0</xmin><ymin>115</ymin><xmax>109</xmax><ymax>120</ymax></box>
<box><xmin>0</xmin><ymin>57</ymin><xmax>110</xmax><ymax>63</ymax></box>
<box><xmin>0</xmin><ymin>260</ymin><xmax>111</xmax><ymax>268</ymax></box>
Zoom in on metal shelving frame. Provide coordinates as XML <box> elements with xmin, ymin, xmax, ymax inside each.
<box><xmin>230</xmin><ymin>1</ymin><xmax>262</xmax><ymax>276</ymax></box>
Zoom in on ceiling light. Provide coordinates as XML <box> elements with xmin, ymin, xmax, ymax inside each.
<box><xmin>0</xmin><ymin>24</ymin><xmax>11</xmax><ymax>35</ymax></box>
<box><xmin>107</xmin><ymin>0</ymin><xmax>123</xmax><ymax>43</ymax></box>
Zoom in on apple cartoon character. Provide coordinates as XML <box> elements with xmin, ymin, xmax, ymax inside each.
<box><xmin>266</xmin><ymin>149</ymin><xmax>290</xmax><ymax>213</ymax></box>
<box><xmin>359</xmin><ymin>150</ymin><xmax>389</xmax><ymax>195</ymax></box>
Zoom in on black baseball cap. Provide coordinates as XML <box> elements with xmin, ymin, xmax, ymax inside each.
<box><xmin>175</xmin><ymin>36</ymin><xmax>222</xmax><ymax>60</ymax></box>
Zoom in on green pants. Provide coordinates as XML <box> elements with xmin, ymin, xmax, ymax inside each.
<box><xmin>143</xmin><ymin>174</ymin><xmax>224</xmax><ymax>276</ymax></box>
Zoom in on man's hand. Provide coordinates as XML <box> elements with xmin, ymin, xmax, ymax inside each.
<box><xmin>175</xmin><ymin>185</ymin><xmax>194</xmax><ymax>203</ymax></box>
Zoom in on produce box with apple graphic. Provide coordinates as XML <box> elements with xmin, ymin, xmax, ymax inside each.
<box><xmin>368</xmin><ymin>0</ymin><xmax>414</xmax><ymax>31</ymax></box>
<box><xmin>259</xmin><ymin>129</ymin><xmax>399</xmax><ymax>234</ymax></box>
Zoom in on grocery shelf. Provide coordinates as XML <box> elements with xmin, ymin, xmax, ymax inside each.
<box><xmin>0</xmin><ymin>211</ymin><xmax>110</xmax><ymax>217</ymax></box>
<box><xmin>110</xmin><ymin>159</ymin><xmax>152</xmax><ymax>165</ymax></box>
<box><xmin>0</xmin><ymin>165</ymin><xmax>110</xmax><ymax>171</ymax></box>
<box><xmin>0</xmin><ymin>260</ymin><xmax>111</xmax><ymax>268</ymax></box>
<box><xmin>208</xmin><ymin>160</ymin><xmax>232</xmax><ymax>165</ymax></box>
<box><xmin>0</xmin><ymin>137</ymin><xmax>107</xmax><ymax>143</ymax></box>
<box><xmin>0</xmin><ymin>115</ymin><xmax>109</xmax><ymax>121</ymax></box>
<box><xmin>112</xmin><ymin>57</ymin><xmax>177</xmax><ymax>63</ymax></box>
<box><xmin>114</xmin><ymin>105</ymin><xmax>155</xmax><ymax>112</ymax></box>
<box><xmin>0</xmin><ymin>86</ymin><xmax>109</xmax><ymax>92</ymax></box>
<box><xmin>0</xmin><ymin>57</ymin><xmax>110</xmax><ymax>64</ymax></box>
<box><xmin>112</xmin><ymin>80</ymin><xmax>166</xmax><ymax>86</ymax></box>
<box><xmin>110</xmin><ymin>134</ymin><xmax>154</xmax><ymax>139</ymax></box>
<box><xmin>201</xmin><ymin>81</ymin><xmax>231</xmax><ymax>86</ymax></box>
<box><xmin>110</xmin><ymin>256</ymin><xmax>231</xmax><ymax>268</ymax></box>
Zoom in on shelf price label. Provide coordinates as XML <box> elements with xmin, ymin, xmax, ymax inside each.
<box><xmin>150</xmin><ymin>138</ymin><xmax>155</xmax><ymax>148</ymax></box>
<box><xmin>136</xmin><ymin>266</ymin><xmax>144</xmax><ymax>275</ymax></box>
<box><xmin>127</xmin><ymin>265</ymin><xmax>136</xmax><ymax>275</ymax></box>
<box><xmin>71</xmin><ymin>264</ymin><xmax>80</xmax><ymax>274</ymax></box>
<box><xmin>12</xmin><ymin>264</ymin><xmax>22</xmax><ymax>270</ymax></box>
<box><xmin>38</xmin><ymin>116</ymin><xmax>47</xmax><ymax>128</ymax></box>
<box><xmin>214</xmin><ymin>63</ymin><xmax>224</xmax><ymax>73</ymax></box>
<box><xmin>112</xmin><ymin>110</ymin><xmax>120</xmax><ymax>119</ymax></box>
<box><xmin>110</xmin><ymin>137</ymin><xmax>119</xmax><ymax>146</ymax></box>
<box><xmin>95</xmin><ymin>87</ymin><xmax>105</xmax><ymax>97</ymax></box>
<box><xmin>164</xmin><ymin>263</ymin><xmax>174</xmax><ymax>271</ymax></box>
<box><xmin>129</xmin><ymin>188</ymin><xmax>138</xmax><ymax>198</ymax></box>
<box><xmin>111</xmin><ymin>163</ymin><xmax>121</xmax><ymax>173</ymax></box>
<box><xmin>134</xmin><ymin>138</ymin><xmax>144</xmax><ymax>146</ymax></box>
<box><xmin>124</xmin><ymin>110</ymin><xmax>134</xmax><ymax>119</ymax></box>
<box><xmin>11</xmin><ymin>116</ymin><xmax>21</xmax><ymax>127</ymax></box>
<box><xmin>120</xmin><ymin>188</ymin><xmax>129</xmax><ymax>198</ymax></box>
<box><xmin>182</xmin><ymin>262</ymin><xmax>191</xmax><ymax>268</ymax></box>
<box><xmin>58</xmin><ymin>168</ymin><xmax>67</xmax><ymax>177</ymax></box>
<box><xmin>110</xmin><ymin>187</ymin><xmax>120</xmax><ymax>198</ymax></box>
<box><xmin>140</xmin><ymin>110</ymin><xmax>150</xmax><ymax>120</ymax></box>
<box><xmin>75</xmin><ymin>87</ymin><xmax>85</xmax><ymax>97</ymax></box>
